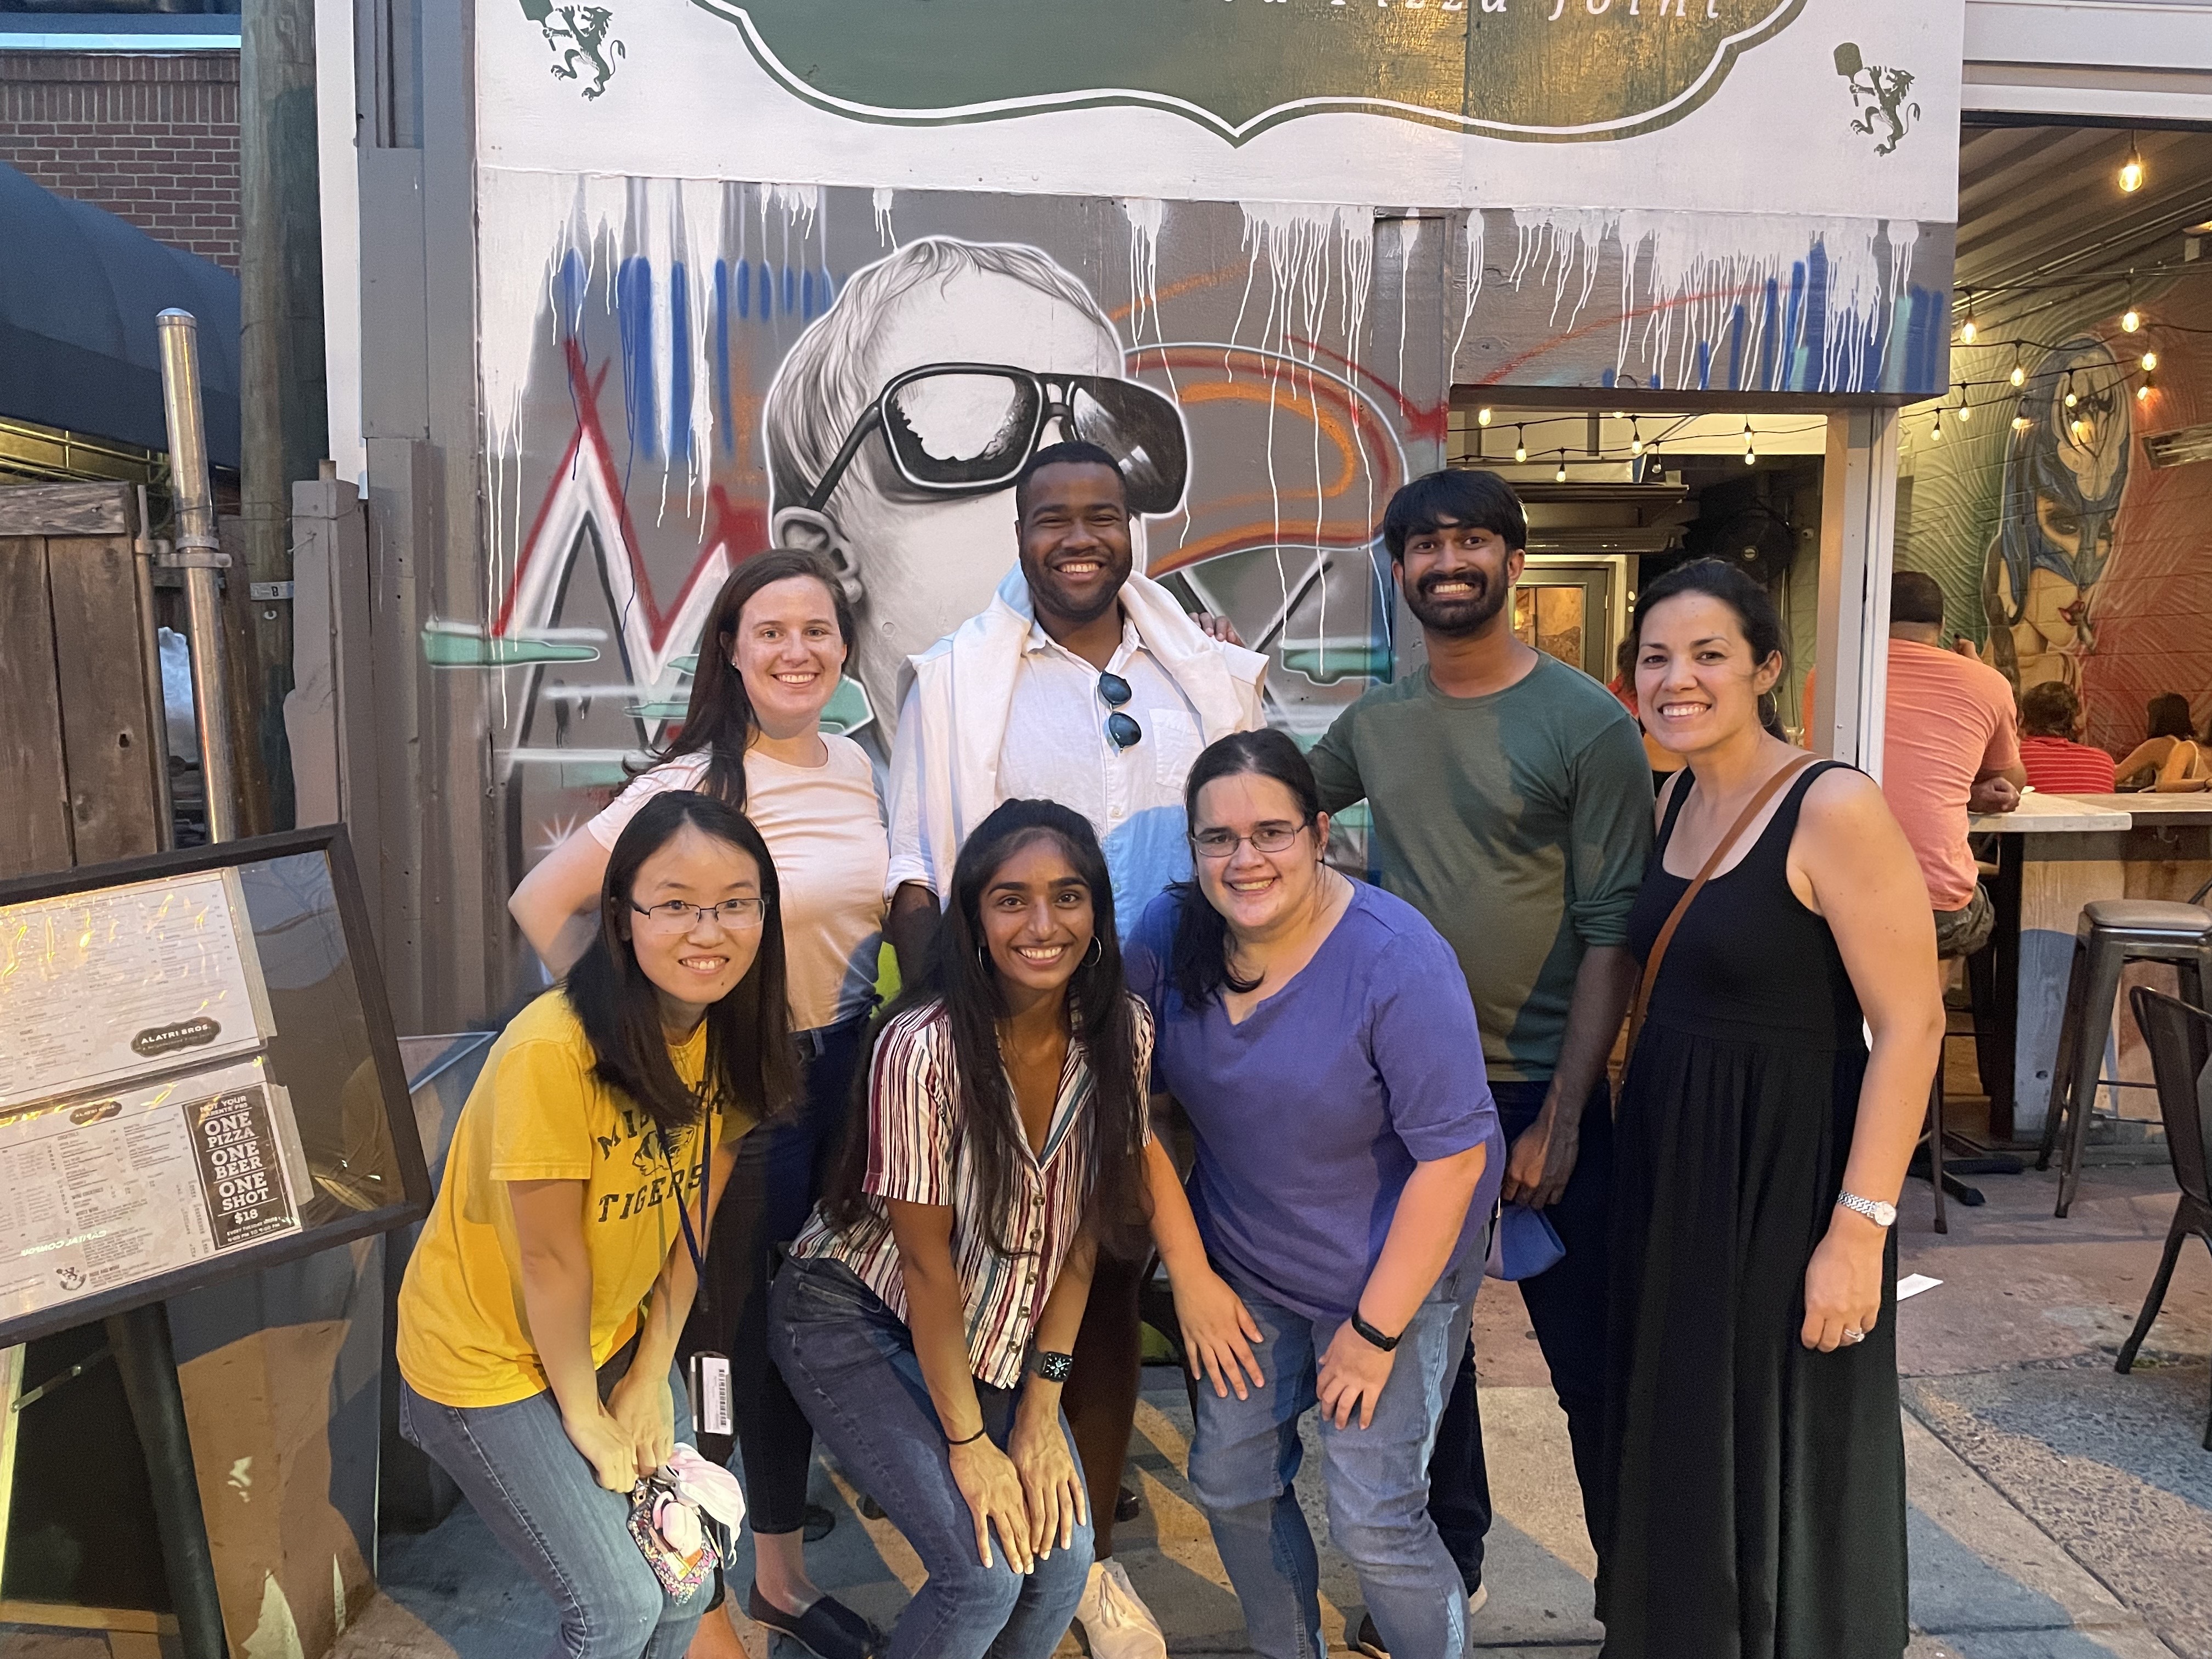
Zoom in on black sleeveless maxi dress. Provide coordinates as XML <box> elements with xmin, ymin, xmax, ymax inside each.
<box><xmin>1597</xmin><ymin>760</ymin><xmax>1908</xmax><ymax>1659</ymax></box>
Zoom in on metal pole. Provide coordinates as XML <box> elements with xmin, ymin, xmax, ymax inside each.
<box><xmin>134</xmin><ymin>483</ymin><xmax>177</xmax><ymax>853</ymax></box>
<box><xmin>158</xmin><ymin>308</ymin><xmax>240</xmax><ymax>844</ymax></box>
<box><xmin>145</xmin><ymin>308</ymin><xmax>238</xmax><ymax>1659</ymax></box>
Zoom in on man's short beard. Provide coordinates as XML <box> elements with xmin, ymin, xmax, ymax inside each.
<box><xmin>1406</xmin><ymin>573</ymin><xmax>1508</xmax><ymax>637</ymax></box>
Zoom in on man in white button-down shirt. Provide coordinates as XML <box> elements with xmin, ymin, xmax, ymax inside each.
<box><xmin>885</xmin><ymin>438</ymin><xmax>1266</xmax><ymax>1659</ymax></box>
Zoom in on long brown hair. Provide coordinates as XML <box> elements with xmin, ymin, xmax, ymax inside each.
<box><xmin>638</xmin><ymin>549</ymin><xmax>856</xmax><ymax>809</ymax></box>
<box><xmin>820</xmin><ymin>802</ymin><xmax>1152</xmax><ymax>1262</ymax></box>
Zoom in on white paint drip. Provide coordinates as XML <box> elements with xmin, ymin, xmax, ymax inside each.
<box><xmin>1392</xmin><ymin>216</ymin><xmax>1420</xmax><ymax>396</ymax></box>
<box><xmin>872</xmin><ymin>187</ymin><xmax>896</xmax><ymax>246</ymax></box>
<box><xmin>1467</xmin><ymin>206</ymin><xmax>1921</xmax><ymax>396</ymax></box>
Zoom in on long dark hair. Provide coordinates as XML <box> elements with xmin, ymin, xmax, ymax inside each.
<box><xmin>638</xmin><ymin>549</ymin><xmax>856</xmax><ymax>809</ymax></box>
<box><xmin>2147</xmin><ymin>692</ymin><xmax>2196</xmax><ymax>743</ymax></box>
<box><xmin>1169</xmin><ymin>729</ymin><xmax>1324</xmax><ymax>1009</ymax></box>
<box><xmin>565</xmin><ymin>791</ymin><xmax>798</xmax><ymax>1137</ymax></box>
<box><xmin>1633</xmin><ymin>557</ymin><xmax>1790</xmax><ymax>738</ymax></box>
<box><xmin>821</xmin><ymin>800</ymin><xmax>1150</xmax><ymax>1262</ymax></box>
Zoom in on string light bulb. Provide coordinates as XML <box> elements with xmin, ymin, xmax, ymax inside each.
<box><xmin>2063</xmin><ymin>374</ymin><xmax>2078</xmax><ymax>410</ymax></box>
<box><xmin>1743</xmin><ymin>419</ymin><xmax>1757</xmax><ymax>465</ymax></box>
<box><xmin>1555</xmin><ymin>461</ymin><xmax>1568</xmax><ymax>483</ymax></box>
<box><xmin>2142</xmin><ymin>350</ymin><xmax>2158</xmax><ymax>372</ymax></box>
<box><xmin>1954</xmin><ymin>384</ymin><xmax>1971</xmax><ymax>424</ymax></box>
<box><xmin>2138</xmin><ymin>373</ymin><xmax>2155</xmax><ymax>403</ymax></box>
<box><xmin>1477</xmin><ymin>407</ymin><xmax>1493</xmax><ymax>427</ymax></box>
<box><xmin>2123</xmin><ymin>304</ymin><xmax>2142</xmax><ymax>334</ymax></box>
<box><xmin>1629</xmin><ymin>419</ymin><xmax>1644</xmax><ymax>456</ymax></box>
<box><xmin>2013</xmin><ymin>413</ymin><xmax>2033</xmax><ymax>432</ymax></box>
<box><xmin>1931</xmin><ymin>408</ymin><xmax>1944</xmax><ymax>443</ymax></box>
<box><xmin>1514</xmin><ymin>426</ymin><xmax>1527</xmax><ymax>464</ymax></box>
<box><xmin>2010</xmin><ymin>351</ymin><xmax>2026</xmax><ymax>390</ymax></box>
<box><xmin>1957</xmin><ymin>291</ymin><xmax>1978</xmax><ymax>346</ymax></box>
<box><xmin>2119</xmin><ymin>135</ymin><xmax>2145</xmax><ymax>194</ymax></box>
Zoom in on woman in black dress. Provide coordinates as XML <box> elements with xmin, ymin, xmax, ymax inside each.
<box><xmin>1601</xmin><ymin>559</ymin><xmax>1942</xmax><ymax>1659</ymax></box>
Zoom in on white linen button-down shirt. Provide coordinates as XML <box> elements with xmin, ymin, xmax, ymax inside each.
<box><xmin>890</xmin><ymin>617</ymin><xmax>1208</xmax><ymax>930</ymax></box>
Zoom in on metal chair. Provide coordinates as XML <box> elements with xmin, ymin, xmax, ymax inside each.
<box><xmin>2037</xmin><ymin>894</ymin><xmax>2212</xmax><ymax>1217</ymax></box>
<box><xmin>2115</xmin><ymin>985</ymin><xmax>2212</xmax><ymax>1452</ymax></box>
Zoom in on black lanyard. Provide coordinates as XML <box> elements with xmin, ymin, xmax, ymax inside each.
<box><xmin>661</xmin><ymin>1087</ymin><xmax>712</xmax><ymax>1312</ymax></box>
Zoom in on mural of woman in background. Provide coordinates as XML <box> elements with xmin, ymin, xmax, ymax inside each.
<box><xmin>1982</xmin><ymin>337</ymin><xmax>2132</xmax><ymax>693</ymax></box>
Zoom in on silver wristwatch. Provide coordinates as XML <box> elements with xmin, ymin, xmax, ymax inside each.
<box><xmin>1836</xmin><ymin>1190</ymin><xmax>1898</xmax><ymax>1228</ymax></box>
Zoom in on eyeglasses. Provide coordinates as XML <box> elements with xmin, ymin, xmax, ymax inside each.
<box><xmin>1190</xmin><ymin>823</ymin><xmax>1311</xmax><ymax>859</ymax></box>
<box><xmin>630</xmin><ymin>898</ymin><xmax>771</xmax><ymax>930</ymax></box>
<box><xmin>1097</xmin><ymin>671</ymin><xmax>1143</xmax><ymax>751</ymax></box>
<box><xmin>797</xmin><ymin>363</ymin><xmax>1189</xmax><ymax>517</ymax></box>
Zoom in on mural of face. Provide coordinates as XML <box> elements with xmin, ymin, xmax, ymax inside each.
<box><xmin>1984</xmin><ymin>337</ymin><xmax>2131</xmax><ymax>693</ymax></box>
<box><xmin>769</xmin><ymin>262</ymin><xmax>1141</xmax><ymax>737</ymax></box>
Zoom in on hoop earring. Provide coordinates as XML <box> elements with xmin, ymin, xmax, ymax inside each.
<box><xmin>1084</xmin><ymin>936</ymin><xmax>1104</xmax><ymax>968</ymax></box>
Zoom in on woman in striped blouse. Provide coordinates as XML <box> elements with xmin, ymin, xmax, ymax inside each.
<box><xmin>771</xmin><ymin>799</ymin><xmax>1154</xmax><ymax>1659</ymax></box>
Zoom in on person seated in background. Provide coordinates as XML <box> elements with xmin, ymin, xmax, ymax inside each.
<box><xmin>1882</xmin><ymin>572</ymin><xmax>2023</xmax><ymax>963</ymax></box>
<box><xmin>2114</xmin><ymin>692</ymin><xmax>2209</xmax><ymax>792</ymax></box>
<box><xmin>2017</xmin><ymin>680</ymin><xmax>2117</xmax><ymax>795</ymax></box>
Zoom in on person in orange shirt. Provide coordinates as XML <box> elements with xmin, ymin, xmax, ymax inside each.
<box><xmin>1880</xmin><ymin>573</ymin><xmax>2024</xmax><ymax>961</ymax></box>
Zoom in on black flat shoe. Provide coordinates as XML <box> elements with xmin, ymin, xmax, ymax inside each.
<box><xmin>746</xmin><ymin>1584</ymin><xmax>880</xmax><ymax>1659</ymax></box>
<box><xmin>1114</xmin><ymin>1485</ymin><xmax>1141</xmax><ymax>1524</ymax></box>
<box><xmin>801</xmin><ymin>1502</ymin><xmax>836</xmax><ymax>1543</ymax></box>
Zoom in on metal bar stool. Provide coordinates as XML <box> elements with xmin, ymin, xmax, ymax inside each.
<box><xmin>2037</xmin><ymin>885</ymin><xmax>2212</xmax><ymax>1217</ymax></box>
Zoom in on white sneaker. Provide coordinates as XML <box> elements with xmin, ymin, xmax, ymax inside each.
<box><xmin>1076</xmin><ymin>1558</ymin><xmax>1169</xmax><ymax>1659</ymax></box>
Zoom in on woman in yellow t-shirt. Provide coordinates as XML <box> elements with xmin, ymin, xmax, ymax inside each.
<box><xmin>397</xmin><ymin>791</ymin><xmax>795</xmax><ymax>1659</ymax></box>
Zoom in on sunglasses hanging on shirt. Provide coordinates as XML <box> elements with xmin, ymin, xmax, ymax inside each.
<box><xmin>1097</xmin><ymin>672</ymin><xmax>1143</xmax><ymax>751</ymax></box>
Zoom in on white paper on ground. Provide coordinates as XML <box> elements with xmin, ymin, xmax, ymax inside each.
<box><xmin>1897</xmin><ymin>1273</ymin><xmax>1943</xmax><ymax>1301</ymax></box>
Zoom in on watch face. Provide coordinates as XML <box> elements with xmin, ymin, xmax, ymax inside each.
<box><xmin>1872</xmin><ymin>1201</ymin><xmax>1898</xmax><ymax>1227</ymax></box>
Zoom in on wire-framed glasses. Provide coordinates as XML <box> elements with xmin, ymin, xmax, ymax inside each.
<box><xmin>1189</xmin><ymin>822</ymin><xmax>1310</xmax><ymax>860</ymax></box>
<box><xmin>630</xmin><ymin>897</ymin><xmax>771</xmax><ymax>930</ymax></box>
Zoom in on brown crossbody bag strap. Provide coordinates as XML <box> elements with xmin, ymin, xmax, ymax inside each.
<box><xmin>1624</xmin><ymin>755</ymin><xmax>1819</xmax><ymax>1074</ymax></box>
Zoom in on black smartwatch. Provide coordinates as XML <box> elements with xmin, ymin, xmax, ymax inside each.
<box><xmin>1028</xmin><ymin>1348</ymin><xmax>1075</xmax><ymax>1383</ymax></box>
<box><xmin>1349</xmin><ymin>1312</ymin><xmax>1401</xmax><ymax>1352</ymax></box>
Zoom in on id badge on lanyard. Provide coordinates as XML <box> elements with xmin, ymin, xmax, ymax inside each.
<box><xmin>663</xmin><ymin>1090</ymin><xmax>729</xmax><ymax>1436</ymax></box>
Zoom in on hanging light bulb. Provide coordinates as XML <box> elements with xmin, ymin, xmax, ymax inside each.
<box><xmin>1955</xmin><ymin>384</ymin><xmax>1972</xmax><ymax>424</ymax></box>
<box><xmin>2064</xmin><ymin>374</ymin><xmax>2078</xmax><ymax>410</ymax></box>
<box><xmin>1931</xmin><ymin>408</ymin><xmax>1944</xmax><ymax>443</ymax></box>
<box><xmin>2010</xmin><ymin>350</ymin><xmax>2026</xmax><ymax>390</ymax></box>
<box><xmin>2119</xmin><ymin>134</ymin><xmax>2145</xmax><ymax>194</ymax></box>
<box><xmin>1477</xmin><ymin>407</ymin><xmax>1493</xmax><ymax>427</ymax></box>
<box><xmin>1514</xmin><ymin>426</ymin><xmax>1527</xmax><ymax>464</ymax></box>
<box><xmin>1629</xmin><ymin>418</ymin><xmax>1644</xmax><ymax>456</ymax></box>
<box><xmin>1742</xmin><ymin>417</ymin><xmax>1756</xmax><ymax>465</ymax></box>
<box><xmin>2072</xmin><ymin>416</ymin><xmax>2092</xmax><ymax>444</ymax></box>
<box><xmin>2013</xmin><ymin>414</ymin><xmax>2033</xmax><ymax>432</ymax></box>
<box><xmin>2122</xmin><ymin>304</ymin><xmax>2142</xmax><ymax>334</ymax></box>
<box><xmin>2138</xmin><ymin>373</ymin><xmax>2155</xmax><ymax>403</ymax></box>
<box><xmin>1957</xmin><ymin>291</ymin><xmax>1978</xmax><ymax>346</ymax></box>
<box><xmin>2142</xmin><ymin>350</ymin><xmax>2159</xmax><ymax>372</ymax></box>
<box><xmin>1555</xmin><ymin>460</ymin><xmax>1568</xmax><ymax>483</ymax></box>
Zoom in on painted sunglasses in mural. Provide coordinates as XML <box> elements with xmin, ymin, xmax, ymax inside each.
<box><xmin>799</xmin><ymin>364</ymin><xmax>1190</xmax><ymax>518</ymax></box>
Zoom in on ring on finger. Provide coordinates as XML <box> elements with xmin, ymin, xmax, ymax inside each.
<box><xmin>1842</xmin><ymin>1327</ymin><xmax>1866</xmax><ymax>1344</ymax></box>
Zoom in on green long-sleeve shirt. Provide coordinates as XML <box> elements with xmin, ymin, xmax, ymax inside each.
<box><xmin>1308</xmin><ymin>654</ymin><xmax>1655</xmax><ymax>1084</ymax></box>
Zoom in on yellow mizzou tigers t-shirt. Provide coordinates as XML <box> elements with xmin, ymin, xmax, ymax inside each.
<box><xmin>397</xmin><ymin>990</ymin><xmax>754</xmax><ymax>1408</ymax></box>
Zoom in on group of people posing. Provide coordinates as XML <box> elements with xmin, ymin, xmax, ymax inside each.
<box><xmin>394</xmin><ymin>443</ymin><xmax>1944</xmax><ymax>1659</ymax></box>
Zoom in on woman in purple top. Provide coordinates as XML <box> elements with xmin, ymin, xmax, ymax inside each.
<box><xmin>1125</xmin><ymin>729</ymin><xmax>1504</xmax><ymax>1659</ymax></box>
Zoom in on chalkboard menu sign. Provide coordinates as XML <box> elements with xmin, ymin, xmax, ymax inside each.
<box><xmin>0</xmin><ymin>827</ymin><xmax>428</xmax><ymax>1346</ymax></box>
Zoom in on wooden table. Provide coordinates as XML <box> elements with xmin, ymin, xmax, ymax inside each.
<box><xmin>1967</xmin><ymin>792</ymin><xmax>2212</xmax><ymax>1143</ymax></box>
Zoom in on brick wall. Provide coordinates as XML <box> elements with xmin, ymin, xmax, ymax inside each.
<box><xmin>0</xmin><ymin>50</ymin><xmax>240</xmax><ymax>270</ymax></box>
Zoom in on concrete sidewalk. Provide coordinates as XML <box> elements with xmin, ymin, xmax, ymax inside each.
<box><xmin>323</xmin><ymin>1162</ymin><xmax>2208</xmax><ymax>1659</ymax></box>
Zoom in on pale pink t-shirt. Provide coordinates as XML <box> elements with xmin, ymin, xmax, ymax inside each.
<box><xmin>589</xmin><ymin>738</ymin><xmax>888</xmax><ymax>1030</ymax></box>
<box><xmin>1881</xmin><ymin>640</ymin><xmax>2021</xmax><ymax>911</ymax></box>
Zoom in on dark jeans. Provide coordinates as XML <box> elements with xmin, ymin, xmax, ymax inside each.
<box><xmin>769</xmin><ymin>1256</ymin><xmax>1093</xmax><ymax>1659</ymax></box>
<box><xmin>678</xmin><ymin>1014</ymin><xmax>865</xmax><ymax>1534</ymax></box>
<box><xmin>1066</xmin><ymin>1249</ymin><xmax>1144</xmax><ymax>1559</ymax></box>
<box><xmin>399</xmin><ymin>1342</ymin><xmax>704</xmax><ymax>1659</ymax></box>
<box><xmin>1429</xmin><ymin>1075</ymin><xmax>1614</xmax><ymax>1587</ymax></box>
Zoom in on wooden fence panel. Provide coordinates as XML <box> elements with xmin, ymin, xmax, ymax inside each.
<box><xmin>0</xmin><ymin>537</ymin><xmax>74</xmax><ymax>877</ymax></box>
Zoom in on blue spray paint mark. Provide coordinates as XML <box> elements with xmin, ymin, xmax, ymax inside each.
<box><xmin>1725</xmin><ymin>304</ymin><xmax>1746</xmax><ymax>391</ymax></box>
<box><xmin>782</xmin><ymin>266</ymin><xmax>797</xmax><ymax>315</ymax></box>
<box><xmin>802</xmin><ymin>268</ymin><xmax>816</xmax><ymax>320</ymax></box>
<box><xmin>1756</xmin><ymin>276</ymin><xmax>1781</xmax><ymax>391</ymax></box>
<box><xmin>735</xmin><ymin>258</ymin><xmax>751</xmax><ymax>320</ymax></box>
<box><xmin>1802</xmin><ymin>244</ymin><xmax>1830</xmax><ymax>391</ymax></box>
<box><xmin>669</xmin><ymin>261</ymin><xmax>692</xmax><ymax>464</ymax></box>
<box><xmin>1601</xmin><ymin>367</ymin><xmax>1617</xmax><ymax>389</ymax></box>
<box><xmin>1696</xmin><ymin>340</ymin><xmax>1712</xmax><ymax>392</ymax></box>
<box><xmin>1781</xmin><ymin>262</ymin><xmax>1807</xmax><ymax>392</ymax></box>
<box><xmin>616</xmin><ymin>256</ymin><xmax>656</xmax><ymax>467</ymax></box>
<box><xmin>713</xmin><ymin>260</ymin><xmax>733</xmax><ymax>454</ymax></box>
<box><xmin>758</xmin><ymin>262</ymin><xmax>772</xmax><ymax>319</ymax></box>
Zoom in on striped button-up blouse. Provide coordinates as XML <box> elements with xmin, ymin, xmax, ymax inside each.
<box><xmin>788</xmin><ymin>995</ymin><xmax>1153</xmax><ymax>1389</ymax></box>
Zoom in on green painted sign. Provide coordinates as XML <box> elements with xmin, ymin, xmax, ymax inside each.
<box><xmin>684</xmin><ymin>0</ymin><xmax>1807</xmax><ymax>144</ymax></box>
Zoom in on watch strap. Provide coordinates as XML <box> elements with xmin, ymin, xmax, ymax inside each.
<box><xmin>1028</xmin><ymin>1348</ymin><xmax>1076</xmax><ymax>1383</ymax></box>
<box><xmin>1836</xmin><ymin>1190</ymin><xmax>1895</xmax><ymax>1227</ymax></box>
<box><xmin>1349</xmin><ymin>1312</ymin><xmax>1400</xmax><ymax>1352</ymax></box>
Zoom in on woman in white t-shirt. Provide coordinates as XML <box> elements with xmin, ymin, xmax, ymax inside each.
<box><xmin>511</xmin><ymin>549</ymin><xmax>888</xmax><ymax>1659</ymax></box>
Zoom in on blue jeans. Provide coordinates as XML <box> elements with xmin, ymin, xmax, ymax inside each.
<box><xmin>398</xmin><ymin>1344</ymin><xmax>704</xmax><ymax>1659</ymax></box>
<box><xmin>769</xmin><ymin>1256</ymin><xmax>1093</xmax><ymax>1659</ymax></box>
<box><xmin>1189</xmin><ymin>1263</ymin><xmax>1479</xmax><ymax>1659</ymax></box>
<box><xmin>1429</xmin><ymin>1076</ymin><xmax>1615</xmax><ymax>1585</ymax></box>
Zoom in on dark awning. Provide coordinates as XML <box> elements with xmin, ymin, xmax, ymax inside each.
<box><xmin>0</xmin><ymin>161</ymin><xmax>241</xmax><ymax>469</ymax></box>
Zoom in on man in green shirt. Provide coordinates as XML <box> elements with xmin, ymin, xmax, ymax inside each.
<box><xmin>1309</xmin><ymin>468</ymin><xmax>1651</xmax><ymax>1643</ymax></box>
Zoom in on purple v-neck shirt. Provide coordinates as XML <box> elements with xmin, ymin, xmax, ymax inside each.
<box><xmin>1125</xmin><ymin>882</ymin><xmax>1503</xmax><ymax>1323</ymax></box>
